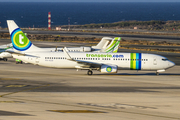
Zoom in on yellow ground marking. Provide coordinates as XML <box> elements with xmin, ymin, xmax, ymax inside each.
<box><xmin>6</xmin><ymin>97</ymin><xmax>180</xmax><ymax>120</ymax></box>
<box><xmin>5</xmin><ymin>85</ymin><xmax>27</xmax><ymax>87</ymax></box>
<box><xmin>0</xmin><ymin>101</ymin><xmax>22</xmax><ymax>103</ymax></box>
<box><xmin>48</xmin><ymin>110</ymin><xmax>105</xmax><ymax>113</ymax></box>
<box><xmin>0</xmin><ymin>78</ymin><xmax>20</xmax><ymax>80</ymax></box>
<box><xmin>0</xmin><ymin>84</ymin><xmax>50</xmax><ymax>97</ymax></box>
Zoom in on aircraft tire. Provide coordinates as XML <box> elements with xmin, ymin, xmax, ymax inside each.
<box><xmin>3</xmin><ymin>58</ymin><xmax>7</xmax><ymax>61</ymax></box>
<box><xmin>156</xmin><ymin>72</ymin><xmax>159</xmax><ymax>76</ymax></box>
<box><xmin>87</xmin><ymin>70</ymin><xmax>93</xmax><ymax>75</ymax></box>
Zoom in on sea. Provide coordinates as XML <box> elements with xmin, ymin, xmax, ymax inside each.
<box><xmin>0</xmin><ymin>2</ymin><xmax>180</xmax><ymax>28</ymax></box>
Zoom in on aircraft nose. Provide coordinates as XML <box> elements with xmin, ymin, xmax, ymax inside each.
<box><xmin>169</xmin><ymin>61</ymin><xmax>175</xmax><ymax>67</ymax></box>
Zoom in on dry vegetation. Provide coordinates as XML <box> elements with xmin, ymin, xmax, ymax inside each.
<box><xmin>67</xmin><ymin>20</ymin><xmax>180</xmax><ymax>31</ymax></box>
<box><xmin>1</xmin><ymin>32</ymin><xmax>180</xmax><ymax>53</ymax></box>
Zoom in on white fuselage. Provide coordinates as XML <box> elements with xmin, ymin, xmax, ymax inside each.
<box><xmin>12</xmin><ymin>52</ymin><xmax>175</xmax><ymax>71</ymax></box>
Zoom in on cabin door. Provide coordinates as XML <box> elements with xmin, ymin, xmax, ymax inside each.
<box><xmin>36</xmin><ymin>55</ymin><xmax>40</xmax><ymax>64</ymax></box>
<box><xmin>153</xmin><ymin>57</ymin><xmax>157</xmax><ymax>65</ymax></box>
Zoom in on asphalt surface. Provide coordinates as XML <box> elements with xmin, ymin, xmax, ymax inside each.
<box><xmin>0</xmin><ymin>59</ymin><xmax>180</xmax><ymax>120</ymax></box>
<box><xmin>0</xmin><ymin>37</ymin><xmax>180</xmax><ymax>119</ymax></box>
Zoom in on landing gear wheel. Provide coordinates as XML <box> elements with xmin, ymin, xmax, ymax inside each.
<box><xmin>87</xmin><ymin>70</ymin><xmax>93</xmax><ymax>75</ymax></box>
<box><xmin>3</xmin><ymin>58</ymin><xmax>7</xmax><ymax>61</ymax></box>
<box><xmin>156</xmin><ymin>72</ymin><xmax>159</xmax><ymax>76</ymax></box>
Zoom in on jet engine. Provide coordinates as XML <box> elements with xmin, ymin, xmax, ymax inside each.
<box><xmin>80</xmin><ymin>47</ymin><xmax>92</xmax><ymax>52</ymax></box>
<box><xmin>100</xmin><ymin>64</ymin><xmax>118</xmax><ymax>73</ymax></box>
<box><xmin>0</xmin><ymin>52</ymin><xmax>12</xmax><ymax>58</ymax></box>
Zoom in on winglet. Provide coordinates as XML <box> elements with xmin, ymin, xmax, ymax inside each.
<box><xmin>112</xmin><ymin>37</ymin><xmax>121</xmax><ymax>53</ymax></box>
<box><xmin>63</xmin><ymin>47</ymin><xmax>72</xmax><ymax>60</ymax></box>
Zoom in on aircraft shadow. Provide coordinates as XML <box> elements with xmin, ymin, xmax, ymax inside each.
<box><xmin>93</xmin><ymin>73</ymin><xmax>180</xmax><ymax>76</ymax></box>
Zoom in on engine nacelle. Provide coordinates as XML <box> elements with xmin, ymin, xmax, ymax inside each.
<box><xmin>80</xmin><ymin>47</ymin><xmax>92</xmax><ymax>52</ymax></box>
<box><xmin>0</xmin><ymin>52</ymin><xmax>12</xmax><ymax>58</ymax></box>
<box><xmin>100</xmin><ymin>64</ymin><xmax>118</xmax><ymax>73</ymax></box>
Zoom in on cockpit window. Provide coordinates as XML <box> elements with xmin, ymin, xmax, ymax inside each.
<box><xmin>162</xmin><ymin>58</ymin><xmax>168</xmax><ymax>61</ymax></box>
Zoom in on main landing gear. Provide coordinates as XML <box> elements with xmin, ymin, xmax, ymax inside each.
<box><xmin>87</xmin><ymin>70</ymin><xmax>93</xmax><ymax>75</ymax></box>
<box><xmin>0</xmin><ymin>58</ymin><xmax>7</xmax><ymax>61</ymax></box>
<box><xmin>3</xmin><ymin>58</ymin><xmax>7</xmax><ymax>61</ymax></box>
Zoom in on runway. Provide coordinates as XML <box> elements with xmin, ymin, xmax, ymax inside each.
<box><xmin>0</xmin><ymin>37</ymin><xmax>180</xmax><ymax>119</ymax></box>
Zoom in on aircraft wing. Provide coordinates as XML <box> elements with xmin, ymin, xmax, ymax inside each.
<box><xmin>76</xmin><ymin>60</ymin><xmax>102</xmax><ymax>68</ymax></box>
<box><xmin>5</xmin><ymin>49</ymin><xmax>25</xmax><ymax>56</ymax></box>
<box><xmin>63</xmin><ymin>47</ymin><xmax>102</xmax><ymax>69</ymax></box>
<box><xmin>6</xmin><ymin>49</ymin><xmax>39</xmax><ymax>57</ymax></box>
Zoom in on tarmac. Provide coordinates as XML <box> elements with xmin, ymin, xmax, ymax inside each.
<box><xmin>0</xmin><ymin>58</ymin><xmax>180</xmax><ymax>120</ymax></box>
<box><xmin>0</xmin><ymin>38</ymin><xmax>180</xmax><ymax>120</ymax></box>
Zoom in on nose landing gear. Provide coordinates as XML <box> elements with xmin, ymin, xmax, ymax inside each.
<box><xmin>87</xmin><ymin>70</ymin><xmax>93</xmax><ymax>75</ymax></box>
<box><xmin>156</xmin><ymin>72</ymin><xmax>159</xmax><ymax>76</ymax></box>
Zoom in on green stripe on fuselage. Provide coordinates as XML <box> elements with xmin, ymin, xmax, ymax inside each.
<box><xmin>130</xmin><ymin>53</ymin><xmax>137</xmax><ymax>70</ymax></box>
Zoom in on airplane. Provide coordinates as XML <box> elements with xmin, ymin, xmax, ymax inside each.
<box><xmin>7</xmin><ymin>20</ymin><xmax>175</xmax><ymax>75</ymax></box>
<box><xmin>6</xmin><ymin>21</ymin><xmax>120</xmax><ymax>54</ymax></box>
<box><xmin>0</xmin><ymin>43</ymin><xmax>13</xmax><ymax>61</ymax></box>
<box><xmin>0</xmin><ymin>36</ymin><xmax>120</xmax><ymax>61</ymax></box>
<box><xmin>1</xmin><ymin>21</ymin><xmax>121</xmax><ymax>62</ymax></box>
<box><xmin>40</xmin><ymin>36</ymin><xmax>120</xmax><ymax>53</ymax></box>
<box><xmin>0</xmin><ymin>36</ymin><xmax>120</xmax><ymax>63</ymax></box>
<box><xmin>1</xmin><ymin>20</ymin><xmax>121</xmax><ymax>62</ymax></box>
